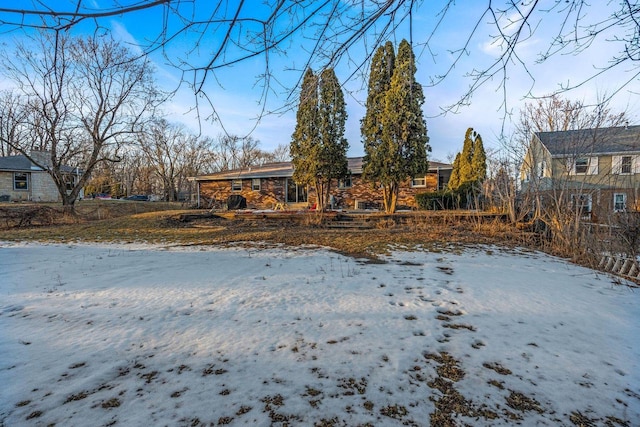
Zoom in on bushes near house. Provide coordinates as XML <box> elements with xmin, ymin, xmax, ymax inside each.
<box><xmin>416</xmin><ymin>184</ymin><xmax>475</xmax><ymax>210</ymax></box>
<box><xmin>416</xmin><ymin>191</ymin><xmax>454</xmax><ymax>210</ymax></box>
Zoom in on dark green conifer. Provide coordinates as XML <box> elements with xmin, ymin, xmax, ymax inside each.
<box><xmin>362</xmin><ymin>39</ymin><xmax>429</xmax><ymax>213</ymax></box>
<box><xmin>291</xmin><ymin>67</ymin><xmax>348</xmax><ymax>210</ymax></box>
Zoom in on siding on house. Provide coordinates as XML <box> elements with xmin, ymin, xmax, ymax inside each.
<box><xmin>520</xmin><ymin>125</ymin><xmax>640</xmax><ymax>219</ymax></box>
<box><xmin>0</xmin><ymin>170</ymin><xmax>62</xmax><ymax>202</ymax></box>
<box><xmin>0</xmin><ymin>153</ymin><xmax>83</xmax><ymax>202</ymax></box>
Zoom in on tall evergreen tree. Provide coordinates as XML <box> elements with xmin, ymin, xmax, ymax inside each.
<box><xmin>362</xmin><ymin>39</ymin><xmax>429</xmax><ymax>213</ymax></box>
<box><xmin>290</xmin><ymin>67</ymin><xmax>348</xmax><ymax>210</ymax></box>
<box><xmin>448</xmin><ymin>127</ymin><xmax>487</xmax><ymax>191</ymax></box>
<box><xmin>448</xmin><ymin>152</ymin><xmax>462</xmax><ymax>190</ymax></box>
<box><xmin>380</xmin><ymin>39</ymin><xmax>429</xmax><ymax>213</ymax></box>
<box><xmin>362</xmin><ymin>41</ymin><xmax>395</xmax><ymax>184</ymax></box>
<box><xmin>470</xmin><ymin>132</ymin><xmax>487</xmax><ymax>182</ymax></box>
<box><xmin>458</xmin><ymin>127</ymin><xmax>476</xmax><ymax>185</ymax></box>
<box><xmin>291</xmin><ymin>68</ymin><xmax>319</xmax><ymax>192</ymax></box>
<box><xmin>316</xmin><ymin>68</ymin><xmax>349</xmax><ymax>210</ymax></box>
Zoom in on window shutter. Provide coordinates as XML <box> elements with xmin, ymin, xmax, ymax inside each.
<box><xmin>567</xmin><ymin>159</ymin><xmax>576</xmax><ymax>175</ymax></box>
<box><xmin>634</xmin><ymin>156</ymin><xmax>640</xmax><ymax>174</ymax></box>
<box><xmin>612</xmin><ymin>156</ymin><xmax>622</xmax><ymax>174</ymax></box>
<box><xmin>588</xmin><ymin>157</ymin><xmax>598</xmax><ymax>175</ymax></box>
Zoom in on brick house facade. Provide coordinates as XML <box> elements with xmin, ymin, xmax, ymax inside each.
<box><xmin>191</xmin><ymin>157</ymin><xmax>452</xmax><ymax>210</ymax></box>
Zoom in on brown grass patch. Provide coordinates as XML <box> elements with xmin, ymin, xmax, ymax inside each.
<box><xmin>0</xmin><ymin>208</ymin><xmax>532</xmax><ymax>262</ymax></box>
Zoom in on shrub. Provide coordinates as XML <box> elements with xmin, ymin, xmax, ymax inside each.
<box><xmin>415</xmin><ymin>191</ymin><xmax>456</xmax><ymax>210</ymax></box>
<box><xmin>416</xmin><ymin>182</ymin><xmax>482</xmax><ymax>210</ymax></box>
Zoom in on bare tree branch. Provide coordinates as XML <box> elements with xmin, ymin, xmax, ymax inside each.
<box><xmin>0</xmin><ymin>1</ymin><xmax>638</xmax><ymax>136</ymax></box>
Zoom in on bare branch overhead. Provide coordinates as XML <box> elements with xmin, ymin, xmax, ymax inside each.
<box><xmin>1</xmin><ymin>1</ymin><xmax>638</xmax><ymax>127</ymax></box>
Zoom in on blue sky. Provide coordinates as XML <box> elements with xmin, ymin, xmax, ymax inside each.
<box><xmin>2</xmin><ymin>1</ymin><xmax>639</xmax><ymax>162</ymax></box>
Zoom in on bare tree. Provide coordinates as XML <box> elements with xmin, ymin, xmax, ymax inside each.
<box><xmin>269</xmin><ymin>143</ymin><xmax>291</xmax><ymax>163</ymax></box>
<box><xmin>0</xmin><ymin>91</ymin><xmax>28</xmax><ymax>157</ymax></box>
<box><xmin>0</xmin><ymin>32</ymin><xmax>162</xmax><ymax>211</ymax></box>
<box><xmin>0</xmin><ymin>2</ymin><xmax>636</xmax><ymax>126</ymax></box>
<box><xmin>483</xmin><ymin>150</ymin><xmax>521</xmax><ymax>224</ymax></box>
<box><xmin>212</xmin><ymin>134</ymin><xmax>264</xmax><ymax>171</ymax></box>
<box><xmin>140</xmin><ymin>119</ymin><xmax>217</xmax><ymax>201</ymax></box>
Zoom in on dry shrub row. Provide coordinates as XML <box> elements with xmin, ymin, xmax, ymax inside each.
<box><xmin>0</xmin><ymin>206</ymin><xmax>59</xmax><ymax>229</ymax></box>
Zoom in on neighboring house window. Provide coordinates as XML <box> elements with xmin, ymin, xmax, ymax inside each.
<box><xmin>14</xmin><ymin>173</ymin><xmax>29</xmax><ymax>190</ymax></box>
<box><xmin>621</xmin><ymin>156</ymin><xmax>633</xmax><ymax>174</ymax></box>
<box><xmin>612</xmin><ymin>155</ymin><xmax>637</xmax><ymax>174</ymax></box>
<box><xmin>614</xmin><ymin>193</ymin><xmax>627</xmax><ymax>212</ymax></box>
<box><xmin>411</xmin><ymin>177</ymin><xmax>426</xmax><ymax>188</ymax></box>
<box><xmin>251</xmin><ymin>178</ymin><xmax>261</xmax><ymax>191</ymax></box>
<box><xmin>338</xmin><ymin>176</ymin><xmax>352</xmax><ymax>189</ymax></box>
<box><xmin>231</xmin><ymin>179</ymin><xmax>242</xmax><ymax>191</ymax></box>
<box><xmin>63</xmin><ymin>173</ymin><xmax>76</xmax><ymax>192</ymax></box>
<box><xmin>571</xmin><ymin>157</ymin><xmax>598</xmax><ymax>175</ymax></box>
<box><xmin>574</xmin><ymin>158</ymin><xmax>588</xmax><ymax>174</ymax></box>
<box><xmin>537</xmin><ymin>161</ymin><xmax>546</xmax><ymax>178</ymax></box>
<box><xmin>571</xmin><ymin>193</ymin><xmax>592</xmax><ymax>215</ymax></box>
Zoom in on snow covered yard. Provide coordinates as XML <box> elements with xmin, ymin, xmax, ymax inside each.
<box><xmin>1</xmin><ymin>242</ymin><xmax>638</xmax><ymax>426</ymax></box>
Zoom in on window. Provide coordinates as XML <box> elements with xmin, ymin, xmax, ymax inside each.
<box><xmin>63</xmin><ymin>173</ymin><xmax>76</xmax><ymax>192</ymax></box>
<box><xmin>574</xmin><ymin>158</ymin><xmax>588</xmax><ymax>174</ymax></box>
<box><xmin>286</xmin><ymin>178</ymin><xmax>307</xmax><ymax>203</ymax></box>
<box><xmin>338</xmin><ymin>176</ymin><xmax>352</xmax><ymax>189</ymax></box>
<box><xmin>231</xmin><ymin>179</ymin><xmax>242</xmax><ymax>191</ymax></box>
<box><xmin>571</xmin><ymin>193</ymin><xmax>592</xmax><ymax>216</ymax></box>
<box><xmin>621</xmin><ymin>156</ymin><xmax>633</xmax><ymax>174</ymax></box>
<box><xmin>411</xmin><ymin>177</ymin><xmax>426</xmax><ymax>187</ymax></box>
<box><xmin>251</xmin><ymin>178</ymin><xmax>261</xmax><ymax>191</ymax></box>
<box><xmin>14</xmin><ymin>173</ymin><xmax>29</xmax><ymax>190</ymax></box>
<box><xmin>614</xmin><ymin>193</ymin><xmax>627</xmax><ymax>212</ymax></box>
<box><xmin>612</xmin><ymin>155</ymin><xmax>638</xmax><ymax>174</ymax></box>
<box><xmin>537</xmin><ymin>161</ymin><xmax>546</xmax><ymax>178</ymax></box>
<box><xmin>571</xmin><ymin>157</ymin><xmax>597</xmax><ymax>175</ymax></box>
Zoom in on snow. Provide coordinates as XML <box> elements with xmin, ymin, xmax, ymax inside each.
<box><xmin>1</xmin><ymin>242</ymin><xmax>638</xmax><ymax>426</ymax></box>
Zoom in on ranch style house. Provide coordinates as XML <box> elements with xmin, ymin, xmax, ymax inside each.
<box><xmin>0</xmin><ymin>150</ymin><xmax>83</xmax><ymax>202</ymax></box>
<box><xmin>191</xmin><ymin>157</ymin><xmax>452</xmax><ymax>210</ymax></box>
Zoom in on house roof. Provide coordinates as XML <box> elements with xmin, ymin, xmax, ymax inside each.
<box><xmin>192</xmin><ymin>157</ymin><xmax>452</xmax><ymax>181</ymax></box>
<box><xmin>0</xmin><ymin>155</ymin><xmax>42</xmax><ymax>172</ymax></box>
<box><xmin>0</xmin><ymin>154</ymin><xmax>81</xmax><ymax>174</ymax></box>
<box><xmin>536</xmin><ymin>125</ymin><xmax>640</xmax><ymax>157</ymax></box>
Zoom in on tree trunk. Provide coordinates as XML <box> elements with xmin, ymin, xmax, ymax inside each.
<box><xmin>314</xmin><ymin>178</ymin><xmax>329</xmax><ymax>211</ymax></box>
<box><xmin>383</xmin><ymin>182</ymin><xmax>399</xmax><ymax>214</ymax></box>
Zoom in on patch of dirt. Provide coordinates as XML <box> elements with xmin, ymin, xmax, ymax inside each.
<box><xmin>506</xmin><ymin>391</ymin><xmax>544</xmax><ymax>413</ymax></box>
<box><xmin>64</xmin><ymin>391</ymin><xmax>89</xmax><ymax>403</ymax></box>
<box><xmin>483</xmin><ymin>362</ymin><xmax>513</xmax><ymax>375</ymax></box>
<box><xmin>338</xmin><ymin>377</ymin><xmax>367</xmax><ymax>395</ymax></box>
<box><xmin>442</xmin><ymin>323</ymin><xmax>476</xmax><ymax>331</ymax></box>
<box><xmin>379</xmin><ymin>404</ymin><xmax>408</xmax><ymax>420</ymax></box>
<box><xmin>101</xmin><ymin>398</ymin><xmax>121</xmax><ymax>409</ymax></box>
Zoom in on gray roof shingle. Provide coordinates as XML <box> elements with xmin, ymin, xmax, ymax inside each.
<box><xmin>0</xmin><ymin>155</ymin><xmax>40</xmax><ymax>172</ymax></box>
<box><xmin>0</xmin><ymin>154</ymin><xmax>81</xmax><ymax>173</ymax></box>
<box><xmin>536</xmin><ymin>125</ymin><xmax>640</xmax><ymax>157</ymax></box>
<box><xmin>193</xmin><ymin>157</ymin><xmax>451</xmax><ymax>181</ymax></box>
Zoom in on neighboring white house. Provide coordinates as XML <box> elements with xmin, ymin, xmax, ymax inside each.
<box><xmin>0</xmin><ymin>152</ymin><xmax>83</xmax><ymax>202</ymax></box>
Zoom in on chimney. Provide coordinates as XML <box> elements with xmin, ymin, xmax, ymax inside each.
<box><xmin>29</xmin><ymin>150</ymin><xmax>52</xmax><ymax>168</ymax></box>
